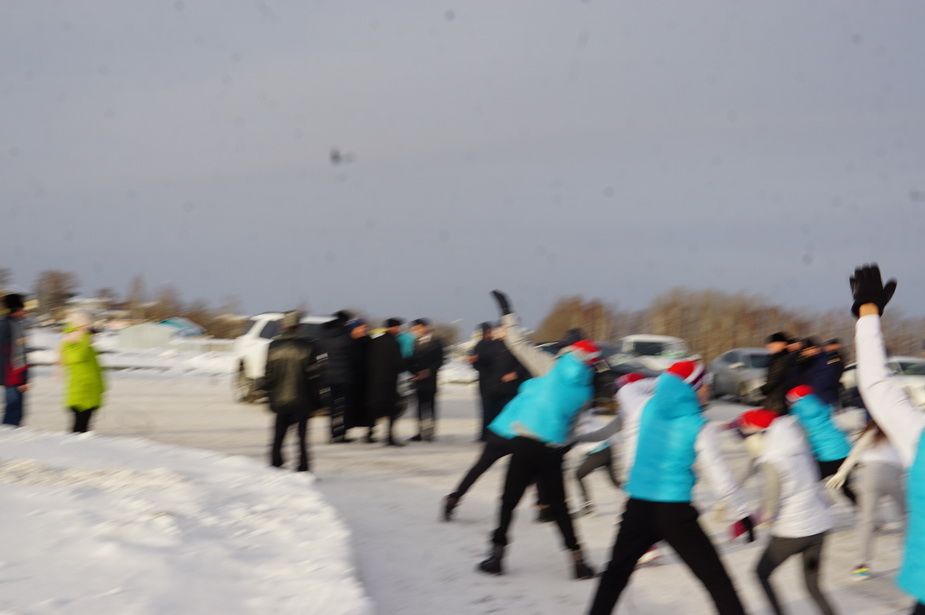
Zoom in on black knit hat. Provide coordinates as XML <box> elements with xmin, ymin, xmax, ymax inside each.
<box><xmin>560</xmin><ymin>328</ymin><xmax>588</xmax><ymax>347</ymax></box>
<box><xmin>766</xmin><ymin>331</ymin><xmax>790</xmax><ymax>344</ymax></box>
<box><xmin>2</xmin><ymin>293</ymin><xmax>24</xmax><ymax>312</ymax></box>
<box><xmin>411</xmin><ymin>318</ymin><xmax>431</xmax><ymax>328</ymax></box>
<box><xmin>384</xmin><ymin>317</ymin><xmax>403</xmax><ymax>328</ymax></box>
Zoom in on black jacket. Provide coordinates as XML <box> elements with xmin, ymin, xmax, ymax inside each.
<box><xmin>826</xmin><ymin>351</ymin><xmax>846</xmax><ymax>383</ymax></box>
<box><xmin>409</xmin><ymin>336</ymin><xmax>445</xmax><ymax>395</ymax></box>
<box><xmin>0</xmin><ymin>316</ymin><xmax>29</xmax><ymax>387</ymax></box>
<box><xmin>761</xmin><ymin>350</ymin><xmax>791</xmax><ymax>413</ymax></box>
<box><xmin>480</xmin><ymin>339</ymin><xmax>528</xmax><ymax>401</ymax></box>
<box><xmin>799</xmin><ymin>353</ymin><xmax>839</xmax><ymax>407</ymax></box>
<box><xmin>264</xmin><ymin>333</ymin><xmax>323</xmax><ymax>418</ymax></box>
<box><xmin>321</xmin><ymin>324</ymin><xmax>353</xmax><ymax>387</ymax></box>
<box><xmin>348</xmin><ymin>335</ymin><xmax>372</xmax><ymax>425</ymax></box>
<box><xmin>367</xmin><ymin>332</ymin><xmax>405</xmax><ymax>416</ymax></box>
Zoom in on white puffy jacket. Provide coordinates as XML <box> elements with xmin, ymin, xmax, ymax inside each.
<box><xmin>759</xmin><ymin>416</ymin><xmax>833</xmax><ymax>538</ymax></box>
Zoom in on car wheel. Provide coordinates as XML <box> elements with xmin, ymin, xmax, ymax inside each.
<box><xmin>234</xmin><ymin>364</ymin><xmax>256</xmax><ymax>403</ymax></box>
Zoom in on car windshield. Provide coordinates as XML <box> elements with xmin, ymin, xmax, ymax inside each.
<box><xmin>631</xmin><ymin>341</ymin><xmax>685</xmax><ymax>357</ymax></box>
<box><xmin>897</xmin><ymin>361</ymin><xmax>925</xmax><ymax>376</ymax></box>
<box><xmin>746</xmin><ymin>353</ymin><xmax>770</xmax><ymax>369</ymax></box>
<box><xmin>298</xmin><ymin>323</ymin><xmax>326</xmax><ymax>339</ymax></box>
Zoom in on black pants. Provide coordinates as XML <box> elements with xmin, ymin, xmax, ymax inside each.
<box><xmin>818</xmin><ymin>458</ymin><xmax>858</xmax><ymax>505</ymax></box>
<box><xmin>756</xmin><ymin>532</ymin><xmax>834</xmax><ymax>615</ymax></box>
<box><xmin>328</xmin><ymin>384</ymin><xmax>348</xmax><ymax>440</ymax></box>
<box><xmin>913</xmin><ymin>603</ymin><xmax>925</xmax><ymax>615</ymax></box>
<box><xmin>270</xmin><ymin>412</ymin><xmax>309</xmax><ymax>471</ymax></box>
<box><xmin>575</xmin><ymin>448</ymin><xmax>620</xmax><ymax>504</ymax></box>
<box><xmin>416</xmin><ymin>389</ymin><xmax>436</xmax><ymax>439</ymax></box>
<box><xmin>481</xmin><ymin>395</ymin><xmax>511</xmax><ymax>441</ymax></box>
<box><xmin>452</xmin><ymin>432</ymin><xmax>547</xmax><ymax>505</ymax></box>
<box><xmin>589</xmin><ymin>499</ymin><xmax>745</xmax><ymax>615</ymax></box>
<box><xmin>491</xmin><ymin>437</ymin><xmax>579</xmax><ymax>552</ymax></box>
<box><xmin>70</xmin><ymin>407</ymin><xmax>97</xmax><ymax>433</ymax></box>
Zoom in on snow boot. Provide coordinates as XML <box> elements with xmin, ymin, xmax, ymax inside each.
<box><xmin>477</xmin><ymin>545</ymin><xmax>505</xmax><ymax>575</ymax></box>
<box><xmin>571</xmin><ymin>550</ymin><xmax>595</xmax><ymax>580</ymax></box>
<box><xmin>442</xmin><ymin>494</ymin><xmax>460</xmax><ymax>522</ymax></box>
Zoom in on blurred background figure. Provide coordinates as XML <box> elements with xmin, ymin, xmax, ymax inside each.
<box><xmin>480</xmin><ymin>323</ymin><xmax>528</xmax><ymax>440</ymax></box>
<box><xmin>761</xmin><ymin>332</ymin><xmax>792</xmax><ymax>413</ymax></box>
<box><xmin>469</xmin><ymin>322</ymin><xmax>495</xmax><ymax>442</ymax></box>
<box><xmin>798</xmin><ymin>338</ymin><xmax>839</xmax><ymax>408</ymax></box>
<box><xmin>825</xmin><ymin>338</ymin><xmax>846</xmax><ymax>410</ymax></box>
<box><xmin>346</xmin><ymin>318</ymin><xmax>373</xmax><ymax>442</ymax></box>
<box><xmin>368</xmin><ymin>318</ymin><xmax>406</xmax><ymax>447</ymax></box>
<box><xmin>59</xmin><ymin>310</ymin><xmax>106</xmax><ymax>433</ymax></box>
<box><xmin>322</xmin><ymin>310</ymin><xmax>355</xmax><ymax>443</ymax></box>
<box><xmin>264</xmin><ymin>310</ymin><xmax>323</xmax><ymax>471</ymax></box>
<box><xmin>1</xmin><ymin>293</ymin><xmax>29</xmax><ymax>427</ymax></box>
<box><xmin>408</xmin><ymin>318</ymin><xmax>445</xmax><ymax>442</ymax></box>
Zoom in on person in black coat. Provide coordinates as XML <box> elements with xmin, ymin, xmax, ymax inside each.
<box><xmin>264</xmin><ymin>310</ymin><xmax>324</xmax><ymax>471</ymax></box>
<box><xmin>825</xmin><ymin>338</ymin><xmax>846</xmax><ymax>408</ymax></box>
<box><xmin>760</xmin><ymin>331</ymin><xmax>792</xmax><ymax>413</ymax></box>
<box><xmin>408</xmin><ymin>318</ymin><xmax>446</xmax><ymax>442</ymax></box>
<box><xmin>347</xmin><ymin>319</ymin><xmax>373</xmax><ymax>439</ymax></box>
<box><xmin>367</xmin><ymin>318</ymin><xmax>407</xmax><ymax>447</ymax></box>
<box><xmin>797</xmin><ymin>337</ymin><xmax>840</xmax><ymax>407</ymax></box>
<box><xmin>321</xmin><ymin>310</ymin><xmax>354</xmax><ymax>443</ymax></box>
<box><xmin>469</xmin><ymin>322</ymin><xmax>496</xmax><ymax>441</ymax></box>
<box><xmin>481</xmin><ymin>328</ymin><xmax>529</xmax><ymax>435</ymax></box>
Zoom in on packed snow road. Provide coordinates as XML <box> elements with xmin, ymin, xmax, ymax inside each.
<box><xmin>18</xmin><ymin>371</ymin><xmax>911</xmax><ymax>614</ymax></box>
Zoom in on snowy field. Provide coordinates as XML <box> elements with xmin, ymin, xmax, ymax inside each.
<box><xmin>4</xmin><ymin>370</ymin><xmax>915</xmax><ymax>615</ymax></box>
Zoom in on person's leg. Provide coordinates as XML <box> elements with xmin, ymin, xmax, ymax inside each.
<box><xmin>660</xmin><ymin>503</ymin><xmax>746</xmax><ymax>615</ymax></box>
<box><xmin>3</xmin><ymin>387</ymin><xmax>24</xmax><ymax>427</ymax></box>
<box><xmin>270</xmin><ymin>411</ymin><xmax>288</xmax><ymax>468</ymax></box>
<box><xmin>802</xmin><ymin>533</ymin><xmax>836</xmax><ymax>615</ymax></box>
<box><xmin>819</xmin><ymin>459</ymin><xmax>858</xmax><ymax>505</ymax></box>
<box><xmin>857</xmin><ymin>463</ymin><xmax>880</xmax><ymax>566</ymax></box>
<box><xmin>72</xmin><ymin>408</ymin><xmax>95</xmax><ymax>433</ymax></box>
<box><xmin>755</xmin><ymin>537</ymin><xmax>798</xmax><ymax>615</ymax></box>
<box><xmin>70</xmin><ymin>408</ymin><xmax>82</xmax><ymax>433</ymax></box>
<box><xmin>329</xmin><ymin>385</ymin><xmax>347</xmax><ymax>442</ymax></box>
<box><xmin>490</xmin><ymin>439</ymin><xmax>541</xmax><ymax>548</ymax></box>
<box><xmin>452</xmin><ymin>434</ymin><xmax>510</xmax><ymax>499</ymax></box>
<box><xmin>426</xmin><ymin>390</ymin><xmax>437</xmax><ymax>440</ymax></box>
<box><xmin>575</xmin><ymin>453</ymin><xmax>597</xmax><ymax>505</ymax></box>
<box><xmin>588</xmin><ymin>499</ymin><xmax>660</xmax><ymax>615</ymax></box>
<box><xmin>603</xmin><ymin>449</ymin><xmax>621</xmax><ymax>489</ymax></box>
<box><xmin>296</xmin><ymin>416</ymin><xmax>310</xmax><ymax>472</ymax></box>
<box><xmin>534</xmin><ymin>445</ymin><xmax>581</xmax><ymax>551</ymax></box>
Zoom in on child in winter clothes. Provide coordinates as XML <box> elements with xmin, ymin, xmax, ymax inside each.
<box><xmin>827</xmin><ymin>420</ymin><xmax>906</xmax><ymax>580</ymax></box>
<box><xmin>739</xmin><ymin>409</ymin><xmax>837</xmax><ymax>615</ymax></box>
<box><xmin>850</xmin><ymin>263</ymin><xmax>925</xmax><ymax>614</ymax></box>
<box><xmin>59</xmin><ymin>311</ymin><xmax>106</xmax><ymax>433</ymax></box>
<box><xmin>572</xmin><ymin>410</ymin><xmax>621</xmax><ymax>516</ymax></box>
<box><xmin>587</xmin><ymin>361</ymin><xmax>752</xmax><ymax>615</ymax></box>
<box><xmin>786</xmin><ymin>385</ymin><xmax>856</xmax><ymax>505</ymax></box>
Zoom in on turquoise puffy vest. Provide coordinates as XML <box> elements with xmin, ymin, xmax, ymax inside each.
<box><xmin>900</xmin><ymin>431</ymin><xmax>925</xmax><ymax>602</ymax></box>
<box><xmin>790</xmin><ymin>394</ymin><xmax>851</xmax><ymax>462</ymax></box>
<box><xmin>488</xmin><ymin>353</ymin><xmax>592</xmax><ymax>446</ymax></box>
<box><xmin>626</xmin><ymin>373</ymin><xmax>705</xmax><ymax>503</ymax></box>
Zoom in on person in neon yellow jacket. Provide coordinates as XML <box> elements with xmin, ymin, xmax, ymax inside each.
<box><xmin>59</xmin><ymin>310</ymin><xmax>106</xmax><ymax>433</ymax></box>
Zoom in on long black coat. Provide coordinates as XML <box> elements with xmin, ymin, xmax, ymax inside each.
<box><xmin>480</xmin><ymin>339</ymin><xmax>528</xmax><ymax>401</ymax></box>
<box><xmin>347</xmin><ymin>335</ymin><xmax>371</xmax><ymax>427</ymax></box>
<box><xmin>367</xmin><ymin>332</ymin><xmax>405</xmax><ymax>418</ymax></box>
<box><xmin>321</xmin><ymin>324</ymin><xmax>353</xmax><ymax>387</ymax></box>
<box><xmin>761</xmin><ymin>350</ymin><xmax>791</xmax><ymax>413</ymax></box>
<box><xmin>264</xmin><ymin>333</ymin><xmax>323</xmax><ymax>419</ymax></box>
<box><xmin>409</xmin><ymin>337</ymin><xmax>445</xmax><ymax>395</ymax></box>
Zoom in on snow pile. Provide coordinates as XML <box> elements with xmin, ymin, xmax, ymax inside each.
<box><xmin>0</xmin><ymin>429</ymin><xmax>372</xmax><ymax>615</ymax></box>
<box><xmin>438</xmin><ymin>358</ymin><xmax>478</xmax><ymax>384</ymax></box>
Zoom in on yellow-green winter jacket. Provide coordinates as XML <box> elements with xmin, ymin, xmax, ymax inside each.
<box><xmin>60</xmin><ymin>330</ymin><xmax>106</xmax><ymax>411</ymax></box>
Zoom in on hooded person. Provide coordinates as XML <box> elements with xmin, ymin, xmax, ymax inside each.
<box><xmin>59</xmin><ymin>310</ymin><xmax>106</xmax><ymax>433</ymax></box>
<box><xmin>345</xmin><ymin>318</ymin><xmax>374</xmax><ymax>439</ymax></box>
<box><xmin>588</xmin><ymin>360</ymin><xmax>751</xmax><ymax>615</ymax></box>
<box><xmin>786</xmin><ymin>384</ymin><xmax>855</xmax><ymax>505</ymax></box>
<box><xmin>735</xmin><ymin>410</ymin><xmax>836</xmax><ymax>615</ymax></box>
<box><xmin>850</xmin><ymin>264</ymin><xmax>925</xmax><ymax>613</ymax></box>
<box><xmin>474</xmin><ymin>290</ymin><xmax>598</xmax><ymax>580</ymax></box>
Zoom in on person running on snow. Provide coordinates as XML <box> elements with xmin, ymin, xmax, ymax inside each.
<box><xmin>475</xmin><ymin>290</ymin><xmax>598</xmax><ymax>580</ymax></box>
<box><xmin>785</xmin><ymin>384</ymin><xmax>855</xmax><ymax>505</ymax></box>
<box><xmin>827</xmin><ymin>418</ymin><xmax>906</xmax><ymax>580</ymax></box>
<box><xmin>850</xmin><ymin>263</ymin><xmax>925</xmax><ymax>614</ymax></box>
<box><xmin>587</xmin><ymin>360</ymin><xmax>753</xmax><ymax>615</ymax></box>
<box><xmin>572</xmin><ymin>409</ymin><xmax>621</xmax><ymax>517</ymax></box>
<box><xmin>736</xmin><ymin>409</ymin><xmax>837</xmax><ymax>615</ymax></box>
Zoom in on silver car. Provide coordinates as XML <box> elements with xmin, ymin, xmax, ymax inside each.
<box><xmin>710</xmin><ymin>348</ymin><xmax>770</xmax><ymax>404</ymax></box>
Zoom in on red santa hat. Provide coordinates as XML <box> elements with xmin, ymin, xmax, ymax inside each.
<box><xmin>737</xmin><ymin>408</ymin><xmax>779</xmax><ymax>431</ymax></box>
<box><xmin>566</xmin><ymin>339</ymin><xmax>601</xmax><ymax>365</ymax></box>
<box><xmin>665</xmin><ymin>360</ymin><xmax>706</xmax><ymax>391</ymax></box>
<box><xmin>786</xmin><ymin>384</ymin><xmax>814</xmax><ymax>405</ymax></box>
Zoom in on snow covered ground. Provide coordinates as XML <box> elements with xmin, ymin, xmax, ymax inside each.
<box><xmin>9</xmin><ymin>371</ymin><xmax>915</xmax><ymax>614</ymax></box>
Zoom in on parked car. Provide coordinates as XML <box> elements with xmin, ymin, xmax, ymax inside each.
<box><xmin>611</xmin><ymin>334</ymin><xmax>696</xmax><ymax>372</ymax></box>
<box><xmin>710</xmin><ymin>347</ymin><xmax>769</xmax><ymax>404</ymax></box>
<box><xmin>231</xmin><ymin>313</ymin><xmax>333</xmax><ymax>403</ymax></box>
<box><xmin>841</xmin><ymin>356</ymin><xmax>925</xmax><ymax>409</ymax></box>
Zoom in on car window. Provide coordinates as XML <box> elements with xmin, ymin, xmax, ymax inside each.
<box><xmin>897</xmin><ymin>361</ymin><xmax>925</xmax><ymax>376</ymax></box>
<box><xmin>726</xmin><ymin>351</ymin><xmax>740</xmax><ymax>364</ymax></box>
<box><xmin>259</xmin><ymin>320</ymin><xmax>281</xmax><ymax>339</ymax></box>
<box><xmin>747</xmin><ymin>353</ymin><xmax>770</xmax><ymax>369</ymax></box>
<box><xmin>632</xmin><ymin>342</ymin><xmax>667</xmax><ymax>356</ymax></box>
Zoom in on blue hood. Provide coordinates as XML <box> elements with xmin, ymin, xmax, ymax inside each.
<box><xmin>790</xmin><ymin>394</ymin><xmax>851</xmax><ymax>462</ymax></box>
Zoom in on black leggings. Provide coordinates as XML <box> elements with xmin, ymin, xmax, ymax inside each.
<box><xmin>756</xmin><ymin>532</ymin><xmax>835</xmax><ymax>615</ymax></box>
<box><xmin>575</xmin><ymin>448</ymin><xmax>620</xmax><ymax>504</ymax></box>
<box><xmin>817</xmin><ymin>458</ymin><xmax>858</xmax><ymax>505</ymax></box>
<box><xmin>491</xmin><ymin>437</ymin><xmax>579</xmax><ymax>552</ymax></box>
<box><xmin>451</xmin><ymin>432</ymin><xmax>547</xmax><ymax>506</ymax></box>
<box><xmin>589</xmin><ymin>499</ymin><xmax>745</xmax><ymax>615</ymax></box>
<box><xmin>270</xmin><ymin>412</ymin><xmax>309</xmax><ymax>471</ymax></box>
<box><xmin>70</xmin><ymin>407</ymin><xmax>97</xmax><ymax>433</ymax></box>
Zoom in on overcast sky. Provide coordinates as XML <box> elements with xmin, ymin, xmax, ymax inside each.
<box><xmin>2</xmin><ymin>1</ymin><xmax>924</xmax><ymax>328</ymax></box>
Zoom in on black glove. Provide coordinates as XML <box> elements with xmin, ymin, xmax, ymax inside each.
<box><xmin>491</xmin><ymin>290</ymin><xmax>513</xmax><ymax>316</ymax></box>
<box><xmin>850</xmin><ymin>264</ymin><xmax>897</xmax><ymax>317</ymax></box>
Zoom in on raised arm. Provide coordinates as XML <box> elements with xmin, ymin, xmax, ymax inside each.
<box><xmin>498</xmin><ymin>313</ymin><xmax>555</xmax><ymax>377</ymax></box>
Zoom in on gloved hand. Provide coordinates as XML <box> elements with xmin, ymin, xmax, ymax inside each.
<box><xmin>850</xmin><ymin>264</ymin><xmax>897</xmax><ymax>317</ymax></box>
<box><xmin>730</xmin><ymin>515</ymin><xmax>756</xmax><ymax>543</ymax></box>
<box><xmin>826</xmin><ymin>472</ymin><xmax>848</xmax><ymax>490</ymax></box>
<box><xmin>491</xmin><ymin>290</ymin><xmax>513</xmax><ymax>316</ymax></box>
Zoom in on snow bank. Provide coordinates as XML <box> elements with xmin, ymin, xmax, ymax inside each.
<box><xmin>0</xmin><ymin>429</ymin><xmax>372</xmax><ymax>615</ymax></box>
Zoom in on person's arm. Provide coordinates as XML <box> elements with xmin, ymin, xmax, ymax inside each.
<box><xmin>571</xmin><ymin>414</ymin><xmax>622</xmax><ymax>443</ymax></box>
<box><xmin>759</xmin><ymin>462</ymin><xmax>782</xmax><ymax>526</ymax></box>
<box><xmin>498</xmin><ymin>313</ymin><xmax>555</xmax><ymax>377</ymax></box>
<box><xmin>695</xmin><ymin>423</ymin><xmax>752</xmax><ymax>522</ymax></box>
<box><xmin>856</xmin><ymin>311</ymin><xmax>925</xmax><ymax>467</ymax></box>
<box><xmin>826</xmin><ymin>429</ymin><xmax>875</xmax><ymax>489</ymax></box>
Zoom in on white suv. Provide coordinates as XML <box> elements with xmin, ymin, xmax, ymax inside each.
<box><xmin>231</xmin><ymin>313</ymin><xmax>333</xmax><ymax>403</ymax></box>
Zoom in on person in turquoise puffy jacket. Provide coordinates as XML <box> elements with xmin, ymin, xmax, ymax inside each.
<box><xmin>476</xmin><ymin>290</ymin><xmax>599</xmax><ymax>581</ymax></box>
<box><xmin>786</xmin><ymin>384</ymin><xmax>856</xmax><ymax>505</ymax></box>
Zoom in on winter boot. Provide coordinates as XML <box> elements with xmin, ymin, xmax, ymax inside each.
<box><xmin>477</xmin><ymin>545</ymin><xmax>505</xmax><ymax>575</ymax></box>
<box><xmin>571</xmin><ymin>550</ymin><xmax>595</xmax><ymax>580</ymax></box>
<box><xmin>442</xmin><ymin>494</ymin><xmax>460</xmax><ymax>522</ymax></box>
